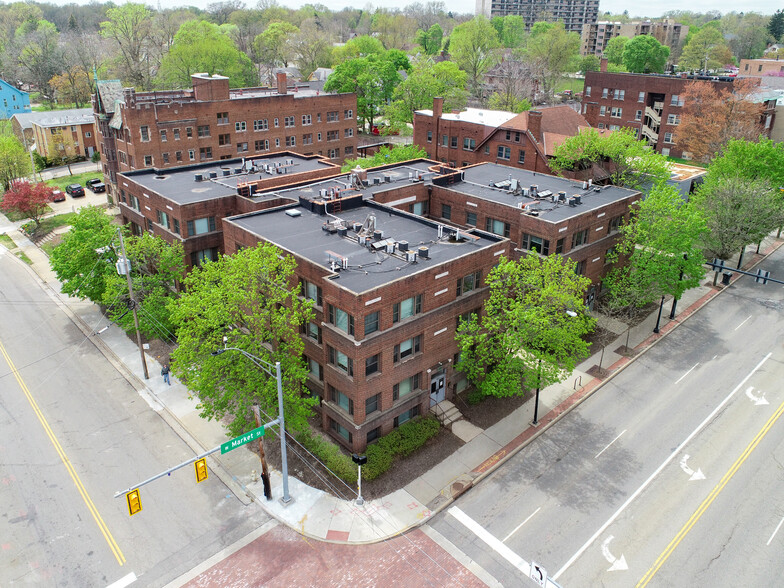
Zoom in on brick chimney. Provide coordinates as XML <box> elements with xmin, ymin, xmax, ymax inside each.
<box><xmin>191</xmin><ymin>73</ymin><xmax>229</xmax><ymax>101</ymax></box>
<box><xmin>277</xmin><ymin>72</ymin><xmax>288</xmax><ymax>94</ymax></box>
<box><xmin>527</xmin><ymin>110</ymin><xmax>543</xmax><ymax>142</ymax></box>
<box><xmin>600</xmin><ymin>57</ymin><xmax>608</xmax><ymax>72</ymax></box>
<box><xmin>433</xmin><ymin>96</ymin><xmax>444</xmax><ymax>119</ymax></box>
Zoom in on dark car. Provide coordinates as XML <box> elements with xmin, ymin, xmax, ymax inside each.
<box><xmin>65</xmin><ymin>183</ymin><xmax>85</xmax><ymax>197</ymax></box>
<box><xmin>86</xmin><ymin>178</ymin><xmax>102</xmax><ymax>189</ymax></box>
<box><xmin>89</xmin><ymin>182</ymin><xmax>106</xmax><ymax>193</ymax></box>
<box><xmin>51</xmin><ymin>189</ymin><xmax>65</xmax><ymax>202</ymax></box>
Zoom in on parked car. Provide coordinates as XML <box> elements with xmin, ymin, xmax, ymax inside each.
<box><xmin>51</xmin><ymin>189</ymin><xmax>65</xmax><ymax>202</ymax></box>
<box><xmin>65</xmin><ymin>183</ymin><xmax>85</xmax><ymax>197</ymax></box>
<box><xmin>86</xmin><ymin>178</ymin><xmax>102</xmax><ymax>189</ymax></box>
<box><xmin>89</xmin><ymin>182</ymin><xmax>106</xmax><ymax>193</ymax></box>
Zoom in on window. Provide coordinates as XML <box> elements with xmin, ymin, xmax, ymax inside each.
<box><xmin>457</xmin><ymin>271</ymin><xmax>481</xmax><ymax>296</ymax></box>
<box><xmin>367</xmin><ymin>427</ymin><xmax>380</xmax><ymax>444</ymax></box>
<box><xmin>599</xmin><ymin>106</ymin><xmax>607</xmax><ymax>116</ymax></box>
<box><xmin>409</xmin><ymin>201</ymin><xmax>427</xmax><ymax>215</ymax></box>
<box><xmin>301</xmin><ymin>280</ymin><xmax>322</xmax><ymax>306</ymax></box>
<box><xmin>144</xmin><ymin>155</ymin><xmax>152</xmax><ymax>166</ymax></box>
<box><xmin>186</xmin><ymin>127</ymin><xmax>193</xmax><ymax>138</ymax></box>
<box><xmin>234</xmin><ymin>121</ymin><xmax>246</xmax><ymax>132</ymax></box>
<box><xmin>345</xmin><ymin>128</ymin><xmax>353</xmax><ymax>138</ymax></box>
<box><xmin>602</xmin><ymin>88</ymin><xmax>609</xmax><ymax>99</ymax></box>
<box><xmin>328</xmin><ymin>148</ymin><xmax>338</xmax><ymax>158</ymax></box>
<box><xmin>484</xmin><ymin>145</ymin><xmax>490</xmax><ymax>155</ymax></box>
<box><xmin>197</xmin><ymin>125</ymin><xmax>210</xmax><ymax>138</ymax></box>
<box><xmin>427</xmin><ymin>131</ymin><xmax>432</xmax><ymax>142</ymax></box>
<box><xmin>284</xmin><ymin>116</ymin><xmax>295</xmax><ymax>128</ymax></box>
<box><xmin>254</xmin><ymin>119</ymin><xmax>268</xmax><ymax>131</ymax></box>
<box><xmin>327</xmin><ymin>111</ymin><xmax>339</xmax><ymax>122</ymax></box>
<box><xmin>188</xmin><ymin>149</ymin><xmax>195</xmax><ymax>161</ymax></box>
<box><xmin>305</xmin><ymin>321</ymin><xmax>322</xmax><ymax>343</ymax></box>
<box><xmin>572</xmin><ymin>228</ymin><xmax>589</xmax><ymax>248</ymax></box>
<box><xmin>187</xmin><ymin>217</ymin><xmax>216</xmax><ymax>236</ymax></box>
<box><xmin>174</xmin><ymin>128</ymin><xmax>180</xmax><ymax>140</ymax></box>
<box><xmin>450</xmin><ymin>136</ymin><xmax>458</xmax><ymax>148</ymax></box>
<box><xmin>344</xmin><ymin>146</ymin><xmax>353</xmax><ymax>156</ymax></box>
<box><xmin>199</xmin><ymin>147</ymin><xmax>212</xmax><ymax>160</ymax></box>
<box><xmin>393</xmin><ymin>335</ymin><xmax>422</xmax><ymax>362</ymax></box>
<box><xmin>162</xmin><ymin>152</ymin><xmax>169</xmax><ymax>164</ymax></box>
<box><xmin>190</xmin><ymin>247</ymin><xmax>218</xmax><ymax>266</ymax></box>
<box><xmin>670</xmin><ymin>95</ymin><xmax>683</xmax><ymax>107</ymax></box>
<box><xmin>173</xmin><ymin>218</ymin><xmax>180</xmax><ymax>234</ymax></box>
<box><xmin>301</xmin><ymin>133</ymin><xmax>312</xmax><ymax>145</ymax></box>
<box><xmin>463</xmin><ymin>138</ymin><xmax>476</xmax><ymax>150</ymax></box>
<box><xmin>485</xmin><ymin>218</ymin><xmax>511</xmax><ymax>237</ymax></box>
<box><xmin>497</xmin><ymin>146</ymin><xmax>511</xmax><ymax>160</ymax></box>
<box><xmin>344</xmin><ymin>109</ymin><xmax>353</xmax><ymax>119</ymax></box>
<box><xmin>330</xmin><ymin>386</ymin><xmax>353</xmax><ymax>415</ymax></box>
<box><xmin>518</xmin><ymin>150</ymin><xmax>525</xmax><ymax>164</ymax></box>
<box><xmin>140</xmin><ymin>126</ymin><xmax>149</xmax><ymax>141</ymax></box>
<box><xmin>365</xmin><ymin>354</ymin><xmax>380</xmax><ymax>377</ymax></box>
<box><xmin>555</xmin><ymin>238</ymin><xmax>564</xmax><ymax>254</ymax></box>
<box><xmin>308</xmin><ymin>357</ymin><xmax>323</xmax><ymax>381</ymax></box>
<box><xmin>393</xmin><ymin>295</ymin><xmax>422</xmax><ymax>323</ymax></box>
<box><xmin>176</xmin><ymin>151</ymin><xmax>182</xmax><ymax>161</ymax></box>
<box><xmin>85</xmin><ymin>131</ymin><xmax>91</xmax><ymax>138</ymax></box>
<box><xmin>366</xmin><ymin>393</ymin><xmax>380</xmax><ymax>414</ymax></box>
<box><xmin>328</xmin><ymin>347</ymin><xmax>354</xmax><ymax>376</ymax></box>
<box><xmin>635</xmin><ymin>110</ymin><xmax>642</xmax><ymax>121</ymax></box>
<box><xmin>521</xmin><ymin>234</ymin><xmax>550</xmax><ymax>254</ymax></box>
<box><xmin>128</xmin><ymin>194</ymin><xmax>140</xmax><ymax>211</ymax></box>
<box><xmin>575</xmin><ymin>259</ymin><xmax>586</xmax><ymax>275</ymax></box>
<box><xmin>317</xmin><ymin>132</ymin><xmax>322</xmax><ymax>142</ymax></box>
<box><xmin>638</xmin><ymin>91</ymin><xmax>645</xmax><ymax>103</ymax></box>
<box><xmin>275</xmin><ymin>138</ymin><xmax>280</xmax><ymax>147</ymax></box>
<box><xmin>466</xmin><ymin>211</ymin><xmax>477</xmax><ymax>226</ymax></box>
<box><xmin>237</xmin><ymin>142</ymin><xmax>248</xmax><ymax>152</ymax></box>
<box><xmin>585</xmin><ymin>86</ymin><xmax>591</xmax><ymax>97</ymax></box>
<box><xmin>219</xmin><ymin>133</ymin><xmax>231</xmax><ymax>146</ymax></box>
<box><xmin>255</xmin><ymin>139</ymin><xmax>269</xmax><ymax>151</ymax></box>
<box><xmin>611</xmin><ymin>107</ymin><xmax>622</xmax><ymax>118</ymax></box>
<box><xmin>285</xmin><ymin>136</ymin><xmax>295</xmax><ymax>147</ymax></box>
<box><xmin>364</xmin><ymin>311</ymin><xmax>379</xmax><ymax>335</ymax></box>
<box><xmin>393</xmin><ymin>373</ymin><xmax>420</xmax><ymax>400</ymax></box>
<box><xmin>609</xmin><ymin>124</ymin><xmax>620</xmax><ymax>131</ymax></box>
<box><xmin>160</xmin><ymin>129</ymin><xmax>167</xmax><ymax>142</ymax></box>
<box><xmin>331</xmin><ymin>418</ymin><xmax>352</xmax><ymax>442</ymax></box>
<box><xmin>327</xmin><ymin>130</ymin><xmax>339</xmax><ymax>141</ymax></box>
<box><xmin>667</xmin><ymin>114</ymin><xmax>680</xmax><ymax>125</ymax></box>
<box><xmin>317</xmin><ymin>114</ymin><xmax>321</xmax><ymax>122</ymax></box>
<box><xmin>395</xmin><ymin>405</ymin><xmax>419</xmax><ymax>427</ymax></box>
<box><xmin>441</xmin><ymin>134</ymin><xmax>448</xmax><ymax>147</ymax></box>
<box><xmin>217</xmin><ymin>112</ymin><xmax>229</xmax><ymax>124</ymax></box>
<box><xmin>274</xmin><ymin>118</ymin><xmax>279</xmax><ymax>128</ymax></box>
<box><xmin>442</xmin><ymin>204</ymin><xmax>451</xmax><ymax>220</ymax></box>
<box><xmin>613</xmin><ymin>89</ymin><xmax>625</xmax><ymax>100</ymax></box>
<box><xmin>328</xmin><ymin>304</ymin><xmax>354</xmax><ymax>336</ymax></box>
<box><xmin>608</xmin><ymin>214</ymin><xmax>623</xmax><ymax>233</ymax></box>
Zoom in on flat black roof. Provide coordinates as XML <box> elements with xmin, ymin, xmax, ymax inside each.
<box><xmin>119</xmin><ymin>153</ymin><xmax>335</xmax><ymax>206</ymax></box>
<box><xmin>452</xmin><ymin>163</ymin><xmax>639</xmax><ymax>223</ymax></box>
<box><xmin>225</xmin><ymin>200</ymin><xmax>505</xmax><ymax>294</ymax></box>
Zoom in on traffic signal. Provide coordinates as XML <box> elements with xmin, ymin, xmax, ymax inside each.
<box><xmin>126</xmin><ymin>489</ymin><xmax>142</xmax><ymax>516</ymax></box>
<box><xmin>194</xmin><ymin>458</ymin><xmax>208</xmax><ymax>483</ymax></box>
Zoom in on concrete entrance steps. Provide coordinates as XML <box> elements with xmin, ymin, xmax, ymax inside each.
<box><xmin>430</xmin><ymin>399</ymin><xmax>463</xmax><ymax>426</ymax></box>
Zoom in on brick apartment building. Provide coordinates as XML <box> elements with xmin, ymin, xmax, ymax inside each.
<box><xmin>413</xmin><ymin>98</ymin><xmax>605</xmax><ymax>173</ymax></box>
<box><xmin>739</xmin><ymin>58</ymin><xmax>784</xmax><ymax>78</ymax></box>
<box><xmin>580</xmin><ymin>19</ymin><xmax>688</xmax><ymax>57</ymax></box>
<box><xmin>475</xmin><ymin>0</ymin><xmax>599</xmax><ymax>34</ymax></box>
<box><xmin>582</xmin><ymin>63</ymin><xmax>773</xmax><ymax>158</ymax></box>
<box><xmin>31</xmin><ymin>109</ymin><xmax>98</xmax><ymax>160</ymax></box>
<box><xmin>94</xmin><ymin>73</ymin><xmax>358</xmax><ymax>203</ymax></box>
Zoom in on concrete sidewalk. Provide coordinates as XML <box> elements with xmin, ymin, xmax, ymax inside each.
<box><xmin>2</xmin><ymin>212</ymin><xmax>781</xmax><ymax>546</ymax></box>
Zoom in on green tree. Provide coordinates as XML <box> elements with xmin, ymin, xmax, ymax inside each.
<box><xmin>341</xmin><ymin>144</ymin><xmax>427</xmax><ymax>171</ymax></box>
<box><xmin>288</xmin><ymin>19</ymin><xmax>333</xmax><ymax>78</ymax></box>
<box><xmin>0</xmin><ymin>134</ymin><xmax>31</xmax><ymax>191</ymax></box>
<box><xmin>500</xmin><ymin>15</ymin><xmax>525</xmax><ymax>49</ymax></box>
<box><xmin>456</xmin><ymin>255</ymin><xmax>594</xmax><ymax>399</ymax></box>
<box><xmin>679</xmin><ymin>27</ymin><xmax>732</xmax><ymax>71</ymax></box>
<box><xmin>605</xmin><ymin>182</ymin><xmax>707</xmax><ymax>314</ymax></box>
<box><xmin>385</xmin><ymin>59</ymin><xmax>467</xmax><ymax>125</ymax></box>
<box><xmin>487</xmin><ymin>91</ymin><xmax>531</xmax><ymax>113</ymax></box>
<box><xmin>324</xmin><ymin>55</ymin><xmax>401</xmax><ymax>132</ymax></box>
<box><xmin>578</xmin><ymin>54</ymin><xmax>601</xmax><ymax>74</ymax></box>
<box><xmin>708</xmin><ymin>138</ymin><xmax>784</xmax><ymax>188</ymax></box>
<box><xmin>332</xmin><ymin>34</ymin><xmax>385</xmax><ymax>62</ymax></box>
<box><xmin>769</xmin><ymin>9</ymin><xmax>784</xmax><ymax>42</ymax></box>
<box><xmin>169</xmin><ymin>243</ymin><xmax>316</xmax><ymax>437</ymax></box>
<box><xmin>549</xmin><ymin>128</ymin><xmax>671</xmax><ymax>189</ymax></box>
<box><xmin>449</xmin><ymin>16</ymin><xmax>500</xmax><ymax>97</ymax></box>
<box><xmin>622</xmin><ymin>35</ymin><xmax>670</xmax><ymax>73</ymax></box>
<box><xmin>253</xmin><ymin>21</ymin><xmax>298</xmax><ymax>69</ymax></box>
<box><xmin>50</xmin><ymin>206</ymin><xmax>119</xmax><ymax>303</ymax></box>
<box><xmin>605</xmin><ymin>36</ymin><xmax>628</xmax><ymax>66</ymax></box>
<box><xmin>18</xmin><ymin>20</ymin><xmax>61</xmax><ymax>105</ymax></box>
<box><xmin>100</xmin><ymin>3</ymin><xmax>155</xmax><ymax>89</ymax></box>
<box><xmin>416</xmin><ymin>23</ymin><xmax>443</xmax><ymax>55</ymax></box>
<box><xmin>525</xmin><ymin>22</ymin><xmax>581</xmax><ymax>101</ymax></box>
<box><xmin>102</xmin><ymin>233</ymin><xmax>185</xmax><ymax>341</ymax></box>
<box><xmin>157</xmin><ymin>20</ymin><xmax>257</xmax><ymax>89</ymax></box>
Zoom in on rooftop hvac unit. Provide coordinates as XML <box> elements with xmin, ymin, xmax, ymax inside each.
<box><xmin>222</xmin><ymin>169</ymin><xmax>230</xmax><ymax>176</ymax></box>
<box><xmin>398</xmin><ymin>240</ymin><xmax>409</xmax><ymax>251</ymax></box>
<box><xmin>588</xmin><ymin>179</ymin><xmax>593</xmax><ymax>187</ymax></box>
<box><xmin>358</xmin><ymin>235</ymin><xmax>367</xmax><ymax>245</ymax></box>
<box><xmin>418</xmin><ymin>246</ymin><xmax>429</xmax><ymax>259</ymax></box>
<box><xmin>568</xmin><ymin>197</ymin><xmax>576</xmax><ymax>207</ymax></box>
<box><xmin>437</xmin><ymin>225</ymin><xmax>444</xmax><ymax>238</ymax></box>
<box><xmin>319</xmin><ymin>189</ymin><xmax>327</xmax><ymax>197</ymax></box>
<box><xmin>286</xmin><ymin>159</ymin><xmax>293</xmax><ymax>165</ymax></box>
<box><xmin>337</xmin><ymin>227</ymin><xmax>348</xmax><ymax>237</ymax></box>
<box><xmin>407</xmin><ymin>251</ymin><xmax>417</xmax><ymax>262</ymax></box>
<box><xmin>510</xmin><ymin>178</ymin><xmax>519</xmax><ymax>192</ymax></box>
<box><xmin>373</xmin><ymin>177</ymin><xmax>380</xmax><ymax>185</ymax></box>
<box><xmin>517</xmin><ymin>202</ymin><xmax>524</xmax><ymax>209</ymax></box>
<box><xmin>209</xmin><ymin>171</ymin><xmax>217</xmax><ymax>179</ymax></box>
<box><xmin>194</xmin><ymin>174</ymin><xmax>203</xmax><ymax>182</ymax></box>
<box><xmin>573</xmin><ymin>195</ymin><xmax>582</xmax><ymax>205</ymax></box>
<box><xmin>285</xmin><ymin>209</ymin><xmax>302</xmax><ymax>217</ymax></box>
<box><xmin>386</xmin><ymin>242</ymin><xmax>396</xmax><ymax>254</ymax></box>
<box><xmin>234</xmin><ymin>167</ymin><xmax>242</xmax><ymax>174</ymax></box>
<box><xmin>373</xmin><ymin>230</ymin><xmax>383</xmax><ymax>240</ymax></box>
<box><xmin>384</xmin><ymin>174</ymin><xmax>392</xmax><ymax>183</ymax></box>
<box><xmin>522</xmin><ymin>188</ymin><xmax>529</xmax><ymax>197</ymax></box>
<box><xmin>538</xmin><ymin>190</ymin><xmax>553</xmax><ymax>200</ymax></box>
<box><xmin>593</xmin><ymin>187</ymin><xmax>601</xmax><ymax>192</ymax></box>
<box><xmin>353</xmin><ymin>222</ymin><xmax>362</xmax><ymax>232</ymax></box>
<box><xmin>342</xmin><ymin>257</ymin><xmax>349</xmax><ymax>270</ymax></box>
<box><xmin>409</xmin><ymin>171</ymin><xmax>414</xmax><ymax>179</ymax></box>
<box><xmin>582</xmin><ymin>181</ymin><xmax>588</xmax><ymax>189</ymax></box>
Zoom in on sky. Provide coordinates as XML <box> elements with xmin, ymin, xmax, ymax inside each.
<box><xmin>50</xmin><ymin>0</ymin><xmax>774</xmax><ymax>19</ymax></box>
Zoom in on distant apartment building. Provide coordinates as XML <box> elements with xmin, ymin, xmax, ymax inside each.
<box><xmin>413</xmin><ymin>98</ymin><xmax>605</xmax><ymax>173</ymax></box>
<box><xmin>475</xmin><ymin>0</ymin><xmax>599</xmax><ymax>34</ymax></box>
<box><xmin>581</xmin><ymin>19</ymin><xmax>688</xmax><ymax>57</ymax></box>
<box><xmin>0</xmin><ymin>79</ymin><xmax>30</xmax><ymax>119</ymax></box>
<box><xmin>582</xmin><ymin>63</ymin><xmax>774</xmax><ymax>158</ymax></box>
<box><xmin>30</xmin><ymin>109</ymin><xmax>98</xmax><ymax>160</ymax></box>
<box><xmin>739</xmin><ymin>58</ymin><xmax>784</xmax><ymax>78</ymax></box>
<box><xmin>94</xmin><ymin>73</ymin><xmax>358</xmax><ymax>203</ymax></box>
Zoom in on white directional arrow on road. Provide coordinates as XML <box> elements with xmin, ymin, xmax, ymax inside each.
<box><xmin>745</xmin><ymin>386</ymin><xmax>769</xmax><ymax>406</ymax></box>
<box><xmin>679</xmin><ymin>454</ymin><xmax>706</xmax><ymax>481</ymax></box>
<box><xmin>601</xmin><ymin>536</ymin><xmax>628</xmax><ymax>572</ymax></box>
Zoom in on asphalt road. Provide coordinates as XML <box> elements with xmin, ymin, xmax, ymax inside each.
<box><xmin>0</xmin><ymin>250</ymin><xmax>269</xmax><ymax>587</ymax></box>
<box><xmin>429</xmin><ymin>245</ymin><xmax>784</xmax><ymax>587</ymax></box>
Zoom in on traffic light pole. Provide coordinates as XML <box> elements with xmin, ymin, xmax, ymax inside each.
<box><xmin>707</xmin><ymin>260</ymin><xmax>783</xmax><ymax>285</ymax></box>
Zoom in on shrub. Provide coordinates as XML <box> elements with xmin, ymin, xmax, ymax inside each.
<box><xmin>296</xmin><ymin>428</ymin><xmax>357</xmax><ymax>484</ymax></box>
<box><xmin>363</xmin><ymin>416</ymin><xmax>440</xmax><ymax>480</ymax></box>
<box><xmin>91</xmin><ymin>151</ymin><xmax>101</xmax><ymax>163</ymax></box>
<box><xmin>466</xmin><ymin>387</ymin><xmax>485</xmax><ymax>405</ymax></box>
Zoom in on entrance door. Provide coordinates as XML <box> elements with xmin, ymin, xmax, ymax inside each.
<box><xmin>429</xmin><ymin>372</ymin><xmax>446</xmax><ymax>406</ymax></box>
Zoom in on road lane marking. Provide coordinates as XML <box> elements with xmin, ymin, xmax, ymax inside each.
<box><xmin>600</xmin><ymin>536</ymin><xmax>628</xmax><ymax>571</ymax></box>
<box><xmin>674</xmin><ymin>363</ymin><xmax>699</xmax><ymax>385</ymax></box>
<box><xmin>0</xmin><ymin>338</ymin><xmax>126</xmax><ymax>566</ymax></box>
<box><xmin>767</xmin><ymin>516</ymin><xmax>784</xmax><ymax>546</ymax></box>
<box><xmin>107</xmin><ymin>572</ymin><xmax>137</xmax><ymax>588</ymax></box>
<box><xmin>637</xmin><ymin>397</ymin><xmax>784</xmax><ymax>587</ymax></box>
<box><xmin>595</xmin><ymin>430</ymin><xmax>627</xmax><ymax>459</ymax></box>
<box><xmin>552</xmin><ymin>352</ymin><xmax>772</xmax><ymax>581</ymax></box>
<box><xmin>503</xmin><ymin>507</ymin><xmax>541</xmax><ymax>542</ymax></box>
<box><xmin>734</xmin><ymin>315</ymin><xmax>752</xmax><ymax>331</ymax></box>
<box><xmin>449</xmin><ymin>507</ymin><xmax>531</xmax><ymax>575</ymax></box>
<box><xmin>421</xmin><ymin>525</ymin><xmax>504</xmax><ymax>588</ymax></box>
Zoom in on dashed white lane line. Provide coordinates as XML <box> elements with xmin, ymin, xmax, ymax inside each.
<box><xmin>674</xmin><ymin>363</ymin><xmax>700</xmax><ymax>385</ymax></box>
<box><xmin>595</xmin><ymin>430</ymin><xmax>627</xmax><ymax>459</ymax></box>
<box><xmin>106</xmin><ymin>572</ymin><xmax>137</xmax><ymax>588</ymax></box>
<box><xmin>734</xmin><ymin>315</ymin><xmax>752</xmax><ymax>331</ymax></box>
<box><xmin>504</xmin><ymin>507</ymin><xmax>541</xmax><ymax>542</ymax></box>
<box><xmin>767</xmin><ymin>516</ymin><xmax>784</xmax><ymax>546</ymax></box>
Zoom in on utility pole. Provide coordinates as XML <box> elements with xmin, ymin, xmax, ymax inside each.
<box><xmin>117</xmin><ymin>228</ymin><xmax>149</xmax><ymax>379</ymax></box>
<box><xmin>252</xmin><ymin>404</ymin><xmax>272</xmax><ymax>500</ymax></box>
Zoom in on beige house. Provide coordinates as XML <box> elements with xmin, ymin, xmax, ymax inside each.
<box><xmin>31</xmin><ymin>110</ymin><xmax>97</xmax><ymax>160</ymax></box>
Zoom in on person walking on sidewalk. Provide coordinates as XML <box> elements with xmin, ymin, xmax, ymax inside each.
<box><xmin>161</xmin><ymin>364</ymin><xmax>171</xmax><ymax>385</ymax></box>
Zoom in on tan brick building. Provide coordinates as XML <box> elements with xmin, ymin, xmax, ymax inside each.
<box><xmin>94</xmin><ymin>73</ymin><xmax>358</xmax><ymax>203</ymax></box>
<box><xmin>25</xmin><ymin>109</ymin><xmax>98</xmax><ymax>160</ymax></box>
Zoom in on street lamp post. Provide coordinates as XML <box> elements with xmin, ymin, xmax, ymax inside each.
<box><xmin>653</xmin><ymin>295</ymin><xmax>666</xmax><ymax>333</ymax></box>
<box><xmin>352</xmin><ymin>453</ymin><xmax>367</xmax><ymax>506</ymax></box>
<box><xmin>531</xmin><ymin>310</ymin><xmax>578</xmax><ymax>427</ymax></box>
<box><xmin>212</xmin><ymin>342</ymin><xmax>292</xmax><ymax>504</ymax></box>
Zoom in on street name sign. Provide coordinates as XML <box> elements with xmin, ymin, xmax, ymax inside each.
<box><xmin>221</xmin><ymin>425</ymin><xmax>265</xmax><ymax>454</ymax></box>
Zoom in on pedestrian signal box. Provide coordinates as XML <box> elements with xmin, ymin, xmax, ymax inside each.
<box><xmin>195</xmin><ymin>458</ymin><xmax>208</xmax><ymax>483</ymax></box>
<box><xmin>126</xmin><ymin>489</ymin><xmax>142</xmax><ymax>516</ymax></box>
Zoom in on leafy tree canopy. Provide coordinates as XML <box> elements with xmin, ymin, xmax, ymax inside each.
<box><xmin>769</xmin><ymin>9</ymin><xmax>784</xmax><ymax>41</ymax></box>
<box><xmin>385</xmin><ymin>59</ymin><xmax>467</xmax><ymax>125</ymax></box>
<box><xmin>0</xmin><ymin>181</ymin><xmax>54</xmax><ymax>226</ymax></box>
<box><xmin>708</xmin><ymin>137</ymin><xmax>784</xmax><ymax>188</ymax></box>
<box><xmin>0</xmin><ymin>134</ymin><xmax>31</xmax><ymax>192</ymax></box>
<box><xmin>605</xmin><ymin>35</ymin><xmax>628</xmax><ymax>66</ymax></box>
<box><xmin>679</xmin><ymin>27</ymin><xmax>733</xmax><ymax>71</ymax></box>
<box><xmin>622</xmin><ymin>34</ymin><xmax>670</xmax><ymax>73</ymax></box>
<box><xmin>416</xmin><ymin>23</ymin><xmax>443</xmax><ymax>55</ymax></box>
<box><xmin>332</xmin><ymin>34</ymin><xmax>385</xmax><ymax>63</ymax></box>
<box><xmin>341</xmin><ymin>144</ymin><xmax>427</xmax><ymax>172</ymax></box>
<box><xmin>449</xmin><ymin>16</ymin><xmax>500</xmax><ymax>96</ymax></box>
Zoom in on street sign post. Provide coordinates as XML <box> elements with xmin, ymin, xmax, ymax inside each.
<box><xmin>220</xmin><ymin>425</ymin><xmax>265</xmax><ymax>455</ymax></box>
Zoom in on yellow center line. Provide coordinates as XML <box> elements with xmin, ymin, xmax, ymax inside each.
<box><xmin>637</xmin><ymin>397</ymin><xmax>784</xmax><ymax>587</ymax></box>
<box><xmin>0</xmin><ymin>338</ymin><xmax>126</xmax><ymax>565</ymax></box>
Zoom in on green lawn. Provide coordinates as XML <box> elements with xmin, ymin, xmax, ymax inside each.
<box><xmin>46</xmin><ymin>171</ymin><xmax>103</xmax><ymax>191</ymax></box>
<box><xmin>0</xmin><ymin>233</ymin><xmax>16</xmax><ymax>249</ymax></box>
<box><xmin>38</xmin><ymin>212</ymin><xmax>78</xmax><ymax>234</ymax></box>
<box><xmin>31</xmin><ymin>103</ymin><xmax>81</xmax><ymax>111</ymax></box>
<box><xmin>15</xmin><ymin>251</ymin><xmax>32</xmax><ymax>264</ymax></box>
<box><xmin>667</xmin><ymin>156</ymin><xmax>707</xmax><ymax>168</ymax></box>
<box><xmin>556</xmin><ymin>77</ymin><xmax>586</xmax><ymax>94</ymax></box>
